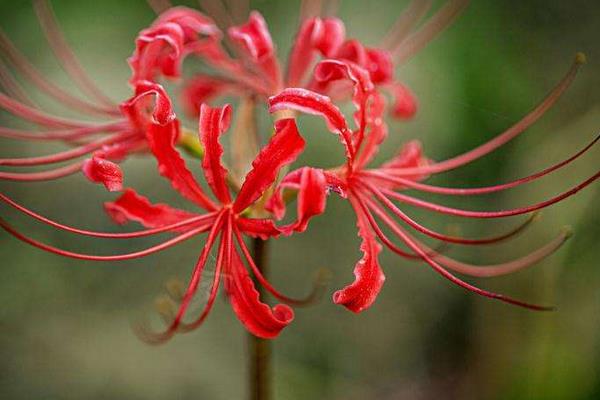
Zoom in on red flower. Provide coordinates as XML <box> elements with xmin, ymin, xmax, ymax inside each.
<box><xmin>142</xmin><ymin>4</ymin><xmax>428</xmax><ymax>119</ymax></box>
<box><xmin>269</xmin><ymin>53</ymin><xmax>598</xmax><ymax>312</ymax></box>
<box><xmin>1</xmin><ymin>1</ymin><xmax>465</xmax><ymax>189</ymax></box>
<box><xmin>3</xmin><ymin>0</ymin><xmax>596</xmax><ymax>339</ymax></box>
<box><xmin>0</xmin><ymin>85</ymin><xmax>326</xmax><ymax>341</ymax></box>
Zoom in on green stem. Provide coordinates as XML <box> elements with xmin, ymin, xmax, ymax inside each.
<box><xmin>248</xmin><ymin>238</ymin><xmax>272</xmax><ymax>400</ymax></box>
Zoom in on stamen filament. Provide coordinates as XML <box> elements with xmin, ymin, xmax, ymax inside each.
<box><xmin>0</xmin><ymin>29</ymin><xmax>119</xmax><ymax>116</ymax></box>
<box><xmin>0</xmin><ymin>161</ymin><xmax>84</xmax><ymax>181</ymax></box>
<box><xmin>381</xmin><ymin>0</ymin><xmax>433</xmax><ymax>50</ymax></box>
<box><xmin>0</xmin><ymin>121</ymin><xmax>127</xmax><ymax>141</ymax></box>
<box><xmin>367</xmin><ymin>183</ymin><xmax>541</xmax><ymax>244</ymax></box>
<box><xmin>354</xmin><ymin>197</ymin><xmax>552</xmax><ymax>310</ymax></box>
<box><xmin>33</xmin><ymin>0</ymin><xmax>116</xmax><ymax>107</ymax></box>
<box><xmin>178</xmin><ymin>214</ymin><xmax>231</xmax><ymax>333</ymax></box>
<box><xmin>0</xmin><ymin>92</ymin><xmax>113</xmax><ymax>128</ymax></box>
<box><xmin>234</xmin><ymin>224</ymin><xmax>323</xmax><ymax>305</ymax></box>
<box><xmin>362</xmin><ymin>194</ymin><xmax>569</xmax><ymax>278</ymax></box>
<box><xmin>146</xmin><ymin>0</ymin><xmax>173</xmax><ymax>14</ymax></box>
<box><xmin>0</xmin><ymin>59</ymin><xmax>35</xmax><ymax>106</ymax></box>
<box><xmin>367</xmin><ymin>133</ymin><xmax>599</xmax><ymax>195</ymax></box>
<box><xmin>380</xmin><ymin>55</ymin><xmax>585</xmax><ymax>177</ymax></box>
<box><xmin>380</xmin><ymin>171</ymin><xmax>599</xmax><ymax>218</ymax></box>
<box><xmin>0</xmin><ymin>216</ymin><xmax>214</xmax><ymax>261</ymax></box>
<box><xmin>0</xmin><ymin>132</ymin><xmax>134</xmax><ymax>166</ymax></box>
<box><xmin>393</xmin><ymin>0</ymin><xmax>470</xmax><ymax>64</ymax></box>
<box><xmin>349</xmin><ymin>192</ymin><xmax>447</xmax><ymax>260</ymax></box>
<box><xmin>135</xmin><ymin>211</ymin><xmax>226</xmax><ymax>344</ymax></box>
<box><xmin>0</xmin><ymin>192</ymin><xmax>216</xmax><ymax>239</ymax></box>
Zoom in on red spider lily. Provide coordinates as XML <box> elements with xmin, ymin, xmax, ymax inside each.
<box><xmin>1</xmin><ymin>82</ymin><xmax>327</xmax><ymax>341</ymax></box>
<box><xmin>268</xmin><ymin>53</ymin><xmax>599</xmax><ymax>313</ymax></box>
<box><xmin>1</xmin><ymin>0</ymin><xmax>467</xmax><ymax>189</ymax></box>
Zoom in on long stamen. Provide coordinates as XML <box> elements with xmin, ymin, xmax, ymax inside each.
<box><xmin>349</xmin><ymin>191</ymin><xmax>447</xmax><ymax>259</ymax></box>
<box><xmin>381</xmin><ymin>0</ymin><xmax>433</xmax><ymax>50</ymax></box>
<box><xmin>226</xmin><ymin>0</ymin><xmax>249</xmax><ymax>24</ymax></box>
<box><xmin>322</xmin><ymin>0</ymin><xmax>340</xmax><ymax>16</ymax></box>
<box><xmin>0</xmin><ymin>121</ymin><xmax>127</xmax><ymax>141</ymax></box>
<box><xmin>300</xmin><ymin>0</ymin><xmax>323</xmax><ymax>22</ymax></box>
<box><xmin>0</xmin><ymin>29</ymin><xmax>118</xmax><ymax>116</ymax></box>
<box><xmin>146</xmin><ymin>0</ymin><xmax>173</xmax><ymax>14</ymax></box>
<box><xmin>366</xmin><ymin>183</ymin><xmax>542</xmax><ymax>244</ymax></box>
<box><xmin>233</xmin><ymin>224</ymin><xmax>325</xmax><ymax>306</ymax></box>
<box><xmin>362</xmin><ymin>195</ymin><xmax>570</xmax><ymax>279</ymax></box>
<box><xmin>0</xmin><ymin>59</ymin><xmax>35</xmax><ymax>106</ymax></box>
<box><xmin>0</xmin><ymin>132</ymin><xmax>134</xmax><ymax>166</ymax></box>
<box><xmin>178</xmin><ymin>214</ymin><xmax>232</xmax><ymax>333</ymax></box>
<box><xmin>0</xmin><ymin>92</ymin><xmax>109</xmax><ymax>128</ymax></box>
<box><xmin>0</xmin><ymin>161</ymin><xmax>84</xmax><ymax>181</ymax></box>
<box><xmin>0</xmin><ymin>216</ymin><xmax>213</xmax><ymax>261</ymax></box>
<box><xmin>33</xmin><ymin>0</ymin><xmax>116</xmax><ymax>107</ymax></box>
<box><xmin>380</xmin><ymin>171</ymin><xmax>599</xmax><ymax>219</ymax></box>
<box><xmin>355</xmin><ymin>198</ymin><xmax>552</xmax><ymax>310</ymax></box>
<box><xmin>0</xmin><ymin>192</ymin><xmax>215</xmax><ymax>239</ymax></box>
<box><xmin>135</xmin><ymin>211</ymin><xmax>226</xmax><ymax>344</ymax></box>
<box><xmin>393</xmin><ymin>0</ymin><xmax>470</xmax><ymax>64</ymax></box>
<box><xmin>368</xmin><ymin>133</ymin><xmax>599</xmax><ymax>194</ymax></box>
<box><xmin>415</xmin><ymin>229</ymin><xmax>571</xmax><ymax>278</ymax></box>
<box><xmin>198</xmin><ymin>0</ymin><xmax>234</xmax><ymax>29</ymax></box>
<box><xmin>381</xmin><ymin>54</ymin><xmax>586</xmax><ymax>177</ymax></box>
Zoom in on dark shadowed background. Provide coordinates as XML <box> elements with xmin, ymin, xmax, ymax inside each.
<box><xmin>1</xmin><ymin>1</ymin><xmax>599</xmax><ymax>399</ymax></box>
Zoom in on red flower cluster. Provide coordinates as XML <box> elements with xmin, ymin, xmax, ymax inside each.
<box><xmin>1</xmin><ymin>0</ymin><xmax>598</xmax><ymax>341</ymax></box>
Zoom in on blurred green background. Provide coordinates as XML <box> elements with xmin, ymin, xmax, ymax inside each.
<box><xmin>1</xmin><ymin>1</ymin><xmax>599</xmax><ymax>399</ymax></box>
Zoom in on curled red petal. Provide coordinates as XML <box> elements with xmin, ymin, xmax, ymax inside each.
<box><xmin>82</xmin><ymin>156</ymin><xmax>123</xmax><ymax>192</ymax></box>
<box><xmin>228</xmin><ymin>11</ymin><xmax>273</xmax><ymax>60</ymax></box>
<box><xmin>314</xmin><ymin>59</ymin><xmax>374</xmax><ymax>138</ymax></box>
<box><xmin>128</xmin><ymin>22</ymin><xmax>185</xmax><ymax>84</ymax></box>
<box><xmin>148</xmin><ymin>118</ymin><xmax>216</xmax><ymax>210</ymax></box>
<box><xmin>279</xmin><ymin>167</ymin><xmax>327</xmax><ymax>234</ymax></box>
<box><xmin>268</xmin><ymin>88</ymin><xmax>353</xmax><ymax>158</ymax></box>
<box><xmin>233</xmin><ymin>118</ymin><xmax>305</xmax><ymax>213</ymax></box>
<box><xmin>265</xmin><ymin>168</ymin><xmax>303</xmax><ymax>220</ymax></box>
<box><xmin>264</xmin><ymin>188</ymin><xmax>286</xmax><ymax>221</ymax></box>
<box><xmin>225</xmin><ymin>250</ymin><xmax>294</xmax><ymax>339</ymax></box>
<box><xmin>336</xmin><ymin>40</ymin><xmax>368</xmax><ymax>67</ymax></box>
<box><xmin>333</xmin><ymin>207</ymin><xmax>385</xmax><ymax>313</ymax></box>
<box><xmin>267</xmin><ymin>168</ymin><xmax>344</xmax><ymax>223</ymax></box>
<box><xmin>314</xmin><ymin>18</ymin><xmax>346</xmax><ymax>57</ymax></box>
<box><xmin>121</xmin><ymin>82</ymin><xmax>215</xmax><ymax>209</ymax></box>
<box><xmin>286</xmin><ymin>17</ymin><xmax>345</xmax><ymax>86</ymax></box>
<box><xmin>104</xmin><ymin>188</ymin><xmax>198</xmax><ymax>230</ymax></box>
<box><xmin>199</xmin><ymin>103</ymin><xmax>232</xmax><ymax>204</ymax></box>
<box><xmin>365</xmin><ymin>49</ymin><xmax>394</xmax><ymax>84</ymax></box>
<box><xmin>228</xmin><ymin>11</ymin><xmax>280</xmax><ymax>88</ymax></box>
<box><xmin>269</xmin><ymin>88</ymin><xmax>346</xmax><ymax>133</ymax></box>
<box><xmin>120</xmin><ymin>80</ymin><xmax>175</xmax><ymax>128</ymax></box>
<box><xmin>292</xmin><ymin>167</ymin><xmax>327</xmax><ymax>232</ymax></box>
<box><xmin>153</xmin><ymin>6</ymin><xmax>220</xmax><ymax>44</ymax></box>
<box><xmin>237</xmin><ymin>218</ymin><xmax>281</xmax><ymax>240</ymax></box>
<box><xmin>181</xmin><ymin>75</ymin><xmax>238</xmax><ymax>117</ymax></box>
<box><xmin>390</xmin><ymin>82</ymin><xmax>418</xmax><ymax>119</ymax></box>
<box><xmin>335</xmin><ymin>40</ymin><xmax>394</xmax><ymax>85</ymax></box>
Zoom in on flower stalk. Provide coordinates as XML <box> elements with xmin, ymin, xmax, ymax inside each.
<box><xmin>248</xmin><ymin>237</ymin><xmax>272</xmax><ymax>400</ymax></box>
